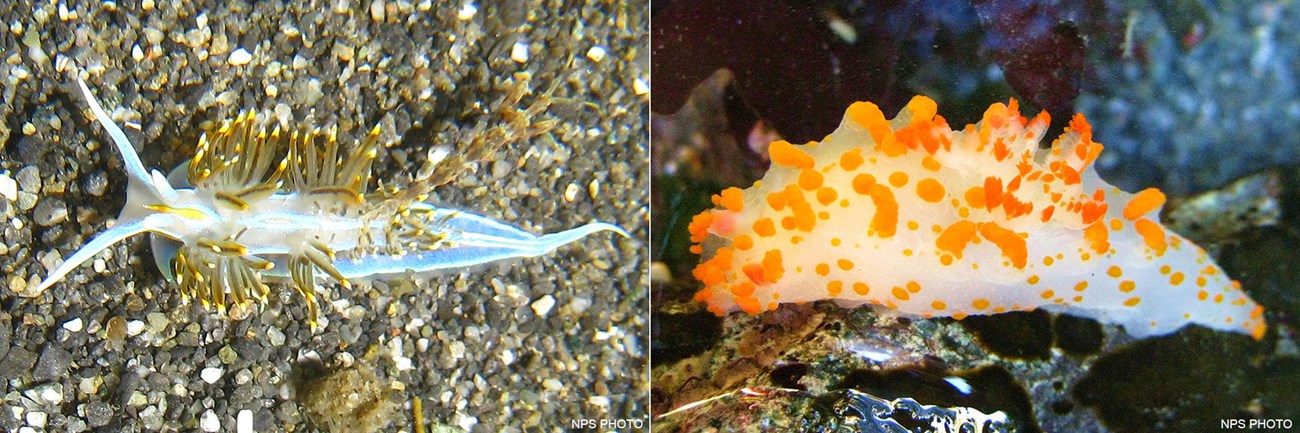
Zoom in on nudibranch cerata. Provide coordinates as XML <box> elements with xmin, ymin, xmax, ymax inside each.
<box><xmin>689</xmin><ymin>96</ymin><xmax>1266</xmax><ymax>340</ymax></box>
<box><xmin>34</xmin><ymin>75</ymin><xmax>627</xmax><ymax>329</ymax></box>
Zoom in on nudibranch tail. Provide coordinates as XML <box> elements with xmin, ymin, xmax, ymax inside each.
<box><xmin>690</xmin><ymin>96</ymin><xmax>1267</xmax><ymax>340</ymax></box>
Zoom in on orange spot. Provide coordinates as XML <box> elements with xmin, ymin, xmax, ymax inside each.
<box><xmin>1081</xmin><ymin>202</ymin><xmax>1108</xmax><ymax>225</ymax></box>
<box><xmin>892</xmin><ymin>286</ymin><xmax>910</xmax><ymax>301</ymax></box>
<box><xmin>907</xmin><ymin>221</ymin><xmax>919</xmax><ymax>230</ymax></box>
<box><xmin>1040</xmin><ymin>289</ymin><xmax>1054</xmax><ymax>299</ymax></box>
<box><xmin>769</xmin><ymin>140</ymin><xmax>815</xmax><ymax>169</ymax></box>
<box><xmin>921</xmin><ymin>155</ymin><xmax>942</xmax><ymax>171</ymax></box>
<box><xmin>1159</xmin><ymin>264</ymin><xmax>1171</xmax><ymax>275</ymax></box>
<box><xmin>799</xmin><ymin>169</ymin><xmax>824</xmax><ymax>191</ymax></box>
<box><xmin>1170</xmin><ymin>272</ymin><xmax>1185</xmax><ymax>286</ymax></box>
<box><xmin>935</xmin><ymin>220</ymin><xmax>978</xmax><ymax>259</ymax></box>
<box><xmin>1110</xmin><ymin>218</ymin><xmax>1123</xmax><ymax>231</ymax></box>
<box><xmin>735</xmin><ymin>295</ymin><xmax>762</xmax><ymax>314</ymax></box>
<box><xmin>830</xmin><ymin>237</ymin><xmax>842</xmax><ymax>246</ymax></box>
<box><xmin>742</xmin><ymin>263</ymin><xmax>766</xmax><ymax>285</ymax></box>
<box><xmin>1028</xmin><ymin>275</ymin><xmax>1041</xmax><ymax>285</ymax></box>
<box><xmin>1196</xmin><ymin>276</ymin><xmax>1207</xmax><ymax>287</ymax></box>
<box><xmin>837</xmin><ymin>259</ymin><xmax>855</xmax><ymax>271</ymax></box>
<box><xmin>889</xmin><ymin>171</ymin><xmax>909</xmax><ymax>188</ymax></box>
<box><xmin>1124</xmin><ymin>188</ymin><xmax>1166</xmax><ymax>220</ymax></box>
<box><xmin>932</xmin><ymin>300</ymin><xmax>947</xmax><ymax>310</ymax></box>
<box><xmin>907</xmin><ymin>281</ymin><xmax>921</xmax><ymax>293</ymax></box>
<box><xmin>984</xmin><ymin>177</ymin><xmax>1003</xmax><ymax>209</ymax></box>
<box><xmin>1043</xmin><ymin>256</ymin><xmax>1055</xmax><ymax>266</ymax></box>
<box><xmin>853</xmin><ymin>174</ymin><xmax>877</xmax><ymax>195</ymax></box>
<box><xmin>815</xmin><ymin>263</ymin><xmax>830</xmax><ymax>276</ymax></box>
<box><xmin>826</xmin><ymin>280</ymin><xmax>843</xmax><ymax>296</ymax></box>
<box><xmin>1134</xmin><ymin>218</ymin><xmax>1168</xmax><ymax>255</ymax></box>
<box><xmin>1197</xmin><ymin>290</ymin><xmax>1208</xmax><ymax>301</ymax></box>
<box><xmin>816</xmin><ymin>187</ymin><xmax>838</xmax><ymax>206</ymax></box>
<box><xmin>1040</xmin><ymin>205</ymin><xmax>1055</xmax><ymax>222</ymax></box>
<box><xmin>767</xmin><ymin>192</ymin><xmax>787</xmax><ymax>211</ymax></box>
<box><xmin>753</xmin><ymin>218</ymin><xmax>776</xmax><ymax>237</ymax></box>
<box><xmin>1083</xmin><ymin>222</ymin><xmax>1110</xmax><ymax>255</ymax></box>
<box><xmin>916</xmin><ymin>178</ymin><xmax>945</xmax><ymax>202</ymax></box>
<box><xmin>1124</xmin><ymin>297</ymin><xmax>1141</xmax><ymax>307</ymax></box>
<box><xmin>1107</xmin><ymin>265</ymin><xmax>1123</xmax><ymax>278</ymax></box>
<box><xmin>730</xmin><ymin>282</ymin><xmax>756</xmax><ymax>297</ymax></box>
<box><xmin>852</xmin><ymin>282</ymin><xmax>870</xmax><ymax>295</ymax></box>
<box><xmin>713</xmin><ymin>187</ymin><xmax>745</xmax><ymax>213</ymax></box>
<box><xmin>972</xmin><ymin>299</ymin><xmax>990</xmax><ymax>310</ymax></box>
<box><xmin>1074</xmin><ymin>281</ymin><xmax>1089</xmax><ymax>292</ymax></box>
<box><xmin>733</xmin><ymin>234</ymin><xmax>754</xmax><ymax>251</ymax></box>
<box><xmin>762</xmin><ymin>249</ymin><xmax>785</xmax><ymax>282</ymax></box>
<box><xmin>840</xmin><ymin>148</ymin><xmax>865</xmax><ymax>171</ymax></box>
<box><xmin>978</xmin><ymin>222</ymin><xmax>1027</xmax><ymax>269</ymax></box>
<box><xmin>868</xmin><ymin>184</ymin><xmax>899</xmax><ymax>238</ymax></box>
<box><xmin>1119</xmin><ymin>280</ymin><xmax>1136</xmax><ymax>292</ymax></box>
<box><xmin>964</xmin><ymin>186</ymin><xmax>986</xmax><ymax>209</ymax></box>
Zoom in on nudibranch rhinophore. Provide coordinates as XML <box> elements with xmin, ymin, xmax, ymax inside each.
<box><xmin>34</xmin><ymin>75</ymin><xmax>627</xmax><ymax>330</ymax></box>
<box><xmin>689</xmin><ymin>96</ymin><xmax>1266</xmax><ymax>340</ymax></box>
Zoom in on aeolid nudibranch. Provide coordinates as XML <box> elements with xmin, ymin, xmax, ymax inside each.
<box><xmin>35</xmin><ymin>74</ymin><xmax>627</xmax><ymax>329</ymax></box>
<box><xmin>689</xmin><ymin>96</ymin><xmax>1266</xmax><ymax>340</ymax></box>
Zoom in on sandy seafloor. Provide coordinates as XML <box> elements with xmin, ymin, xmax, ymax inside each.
<box><xmin>0</xmin><ymin>1</ymin><xmax>648</xmax><ymax>432</ymax></box>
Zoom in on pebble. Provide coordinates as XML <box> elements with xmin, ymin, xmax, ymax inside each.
<box><xmin>237</xmin><ymin>410</ymin><xmax>253</xmax><ymax>433</ymax></box>
<box><xmin>83</xmin><ymin>402</ymin><xmax>112</xmax><ymax>427</ymax></box>
<box><xmin>25</xmin><ymin>411</ymin><xmax>46</xmax><ymax>428</ymax></box>
<box><xmin>62</xmin><ymin>318</ymin><xmax>83</xmax><ymax>332</ymax></box>
<box><xmin>125</xmin><ymin>320</ymin><xmax>146</xmax><ymax>337</ymax></box>
<box><xmin>228</xmin><ymin>48</ymin><xmax>253</xmax><ymax>66</ymax></box>
<box><xmin>531</xmin><ymin>295</ymin><xmax>556</xmax><ymax>317</ymax></box>
<box><xmin>266</xmin><ymin>326</ymin><xmax>286</xmax><ymax>346</ymax></box>
<box><xmin>511</xmin><ymin>41</ymin><xmax>529</xmax><ymax>63</ymax></box>
<box><xmin>33</xmin><ymin>198</ymin><xmax>67</xmax><ymax>226</ymax></box>
<box><xmin>586</xmin><ymin>45</ymin><xmax>607</xmax><ymax>62</ymax></box>
<box><xmin>200</xmin><ymin>410</ymin><xmax>220</xmax><ymax>432</ymax></box>
<box><xmin>0</xmin><ymin>172</ymin><xmax>16</xmax><ymax>201</ymax></box>
<box><xmin>456</xmin><ymin>3</ymin><xmax>476</xmax><ymax>20</ymax></box>
<box><xmin>200</xmin><ymin>367</ymin><xmax>223</xmax><ymax>384</ymax></box>
<box><xmin>16</xmin><ymin>166</ymin><xmax>39</xmax><ymax>193</ymax></box>
<box><xmin>542</xmin><ymin>378</ymin><xmax>563</xmax><ymax>391</ymax></box>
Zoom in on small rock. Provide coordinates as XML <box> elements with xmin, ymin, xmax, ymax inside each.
<box><xmin>32</xmin><ymin>344</ymin><xmax>72</xmax><ymax>382</ymax></box>
<box><xmin>0</xmin><ymin>172</ymin><xmax>16</xmax><ymax>201</ymax></box>
<box><xmin>531</xmin><ymin>295</ymin><xmax>556</xmax><ymax>317</ymax></box>
<box><xmin>511</xmin><ymin>41</ymin><xmax>529</xmax><ymax>63</ymax></box>
<box><xmin>237</xmin><ymin>410</ymin><xmax>253</xmax><ymax>433</ymax></box>
<box><xmin>228</xmin><ymin>48</ymin><xmax>253</xmax><ymax>66</ymax></box>
<box><xmin>62</xmin><ymin>318</ymin><xmax>84</xmax><ymax>332</ymax></box>
<box><xmin>586</xmin><ymin>45</ymin><xmax>607</xmax><ymax>62</ymax></box>
<box><xmin>33</xmin><ymin>197</ymin><xmax>67</xmax><ymax>226</ymax></box>
<box><xmin>200</xmin><ymin>367</ymin><xmax>223</xmax><ymax>384</ymax></box>
<box><xmin>84</xmin><ymin>402</ymin><xmax>113</xmax><ymax>427</ymax></box>
<box><xmin>15</xmin><ymin>166</ymin><xmax>39</xmax><ymax>193</ymax></box>
<box><xmin>200</xmin><ymin>410</ymin><xmax>220</xmax><ymax>432</ymax></box>
<box><xmin>24</xmin><ymin>411</ymin><xmax>46</xmax><ymax>428</ymax></box>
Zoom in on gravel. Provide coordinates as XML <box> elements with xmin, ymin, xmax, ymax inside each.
<box><xmin>0</xmin><ymin>0</ymin><xmax>648</xmax><ymax>431</ymax></box>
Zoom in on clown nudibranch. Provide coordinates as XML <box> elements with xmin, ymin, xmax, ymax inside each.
<box><xmin>689</xmin><ymin>96</ymin><xmax>1266</xmax><ymax>340</ymax></box>
<box><xmin>34</xmin><ymin>75</ymin><xmax>626</xmax><ymax>330</ymax></box>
